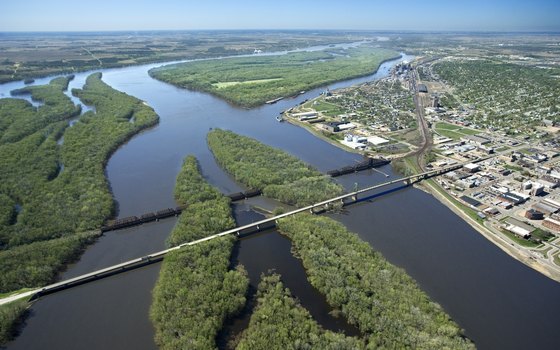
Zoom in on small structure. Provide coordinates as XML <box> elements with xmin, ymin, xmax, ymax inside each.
<box><xmin>498</xmin><ymin>192</ymin><xmax>529</xmax><ymax>206</ymax></box>
<box><xmin>463</xmin><ymin>163</ymin><xmax>480</xmax><ymax>173</ymax></box>
<box><xmin>461</xmin><ymin>134</ymin><xmax>491</xmax><ymax>146</ymax></box>
<box><xmin>543</xmin><ymin>217</ymin><xmax>560</xmax><ymax>232</ymax></box>
<box><xmin>418</xmin><ymin>84</ymin><xmax>428</xmax><ymax>93</ymax></box>
<box><xmin>525</xmin><ymin>209</ymin><xmax>544</xmax><ymax>220</ymax></box>
<box><xmin>367</xmin><ymin>135</ymin><xmax>390</xmax><ymax>146</ymax></box>
<box><xmin>502</xmin><ymin>217</ymin><xmax>535</xmax><ymax>238</ymax></box>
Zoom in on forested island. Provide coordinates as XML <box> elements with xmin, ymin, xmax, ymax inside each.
<box><xmin>150</xmin><ymin>156</ymin><xmax>249</xmax><ymax>349</ymax></box>
<box><xmin>206</xmin><ymin>130</ymin><xmax>472</xmax><ymax>348</ymax></box>
<box><xmin>0</xmin><ymin>73</ymin><xmax>159</xmax><ymax>344</ymax></box>
<box><xmin>207</xmin><ymin>129</ymin><xmax>343</xmax><ymax>206</ymax></box>
<box><xmin>149</xmin><ymin>47</ymin><xmax>399</xmax><ymax>108</ymax></box>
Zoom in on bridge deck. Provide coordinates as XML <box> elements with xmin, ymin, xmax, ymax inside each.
<box><xmin>3</xmin><ymin>156</ymin><xmax>491</xmax><ymax>304</ymax></box>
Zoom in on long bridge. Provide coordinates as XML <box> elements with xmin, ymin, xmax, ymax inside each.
<box><xmin>1</xmin><ymin>156</ymin><xmax>492</xmax><ymax>305</ymax></box>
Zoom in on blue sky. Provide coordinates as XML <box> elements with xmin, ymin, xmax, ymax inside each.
<box><xmin>1</xmin><ymin>0</ymin><xmax>559</xmax><ymax>32</ymax></box>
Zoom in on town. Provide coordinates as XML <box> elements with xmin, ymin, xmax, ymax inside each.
<box><xmin>284</xmin><ymin>51</ymin><xmax>560</xmax><ymax>273</ymax></box>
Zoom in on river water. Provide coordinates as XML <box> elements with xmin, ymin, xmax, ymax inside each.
<box><xmin>2</xmin><ymin>47</ymin><xmax>560</xmax><ymax>350</ymax></box>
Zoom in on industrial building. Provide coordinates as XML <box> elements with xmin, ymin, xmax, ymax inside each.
<box><xmin>502</xmin><ymin>217</ymin><xmax>535</xmax><ymax>238</ymax></box>
<box><xmin>543</xmin><ymin>217</ymin><xmax>560</xmax><ymax>232</ymax></box>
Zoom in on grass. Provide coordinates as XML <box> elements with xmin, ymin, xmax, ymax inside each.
<box><xmin>434</xmin><ymin>122</ymin><xmax>480</xmax><ymax>140</ymax></box>
<box><xmin>435</xmin><ymin>122</ymin><xmax>461</xmax><ymax>131</ymax></box>
<box><xmin>0</xmin><ymin>288</ymin><xmax>35</xmax><ymax>300</ymax></box>
<box><xmin>504</xmin><ymin>164</ymin><xmax>524</xmax><ymax>172</ymax></box>
<box><xmin>499</xmin><ymin>229</ymin><xmax>540</xmax><ymax>248</ymax></box>
<box><xmin>308</xmin><ymin>99</ymin><xmax>346</xmax><ymax>117</ymax></box>
<box><xmin>149</xmin><ymin>47</ymin><xmax>400</xmax><ymax>108</ymax></box>
<box><xmin>427</xmin><ymin>179</ymin><xmax>485</xmax><ymax>225</ymax></box>
<box><xmin>212</xmin><ymin>78</ymin><xmax>283</xmax><ymax>89</ymax></box>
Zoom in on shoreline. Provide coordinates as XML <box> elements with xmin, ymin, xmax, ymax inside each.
<box><xmin>417</xmin><ymin>180</ymin><xmax>560</xmax><ymax>283</ymax></box>
<box><xmin>292</xmin><ymin>113</ymin><xmax>560</xmax><ymax>282</ymax></box>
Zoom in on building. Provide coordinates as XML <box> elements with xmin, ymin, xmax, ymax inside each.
<box><xmin>525</xmin><ymin>209</ymin><xmax>544</xmax><ymax>220</ymax></box>
<box><xmin>543</xmin><ymin>217</ymin><xmax>560</xmax><ymax>232</ymax></box>
<box><xmin>532</xmin><ymin>202</ymin><xmax>559</xmax><ymax>216</ymax></box>
<box><xmin>464</xmin><ymin>163</ymin><xmax>480</xmax><ymax>173</ymax></box>
<box><xmin>522</xmin><ymin>181</ymin><xmax>545</xmax><ymax>196</ymax></box>
<box><xmin>323</xmin><ymin>122</ymin><xmax>343</xmax><ymax>132</ymax></box>
<box><xmin>498</xmin><ymin>192</ymin><xmax>529</xmax><ymax>206</ymax></box>
<box><xmin>461</xmin><ymin>134</ymin><xmax>491</xmax><ymax>146</ymax></box>
<box><xmin>502</xmin><ymin>217</ymin><xmax>535</xmax><ymax>238</ymax></box>
<box><xmin>367</xmin><ymin>135</ymin><xmax>390</xmax><ymax>146</ymax></box>
<box><xmin>539</xmin><ymin>175</ymin><xmax>559</xmax><ymax>189</ymax></box>
<box><xmin>418</xmin><ymin>84</ymin><xmax>428</xmax><ymax>93</ymax></box>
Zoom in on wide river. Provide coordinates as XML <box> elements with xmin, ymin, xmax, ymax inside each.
<box><xmin>2</xmin><ymin>46</ymin><xmax>560</xmax><ymax>350</ymax></box>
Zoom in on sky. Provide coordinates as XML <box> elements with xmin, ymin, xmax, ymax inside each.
<box><xmin>1</xmin><ymin>0</ymin><xmax>559</xmax><ymax>32</ymax></box>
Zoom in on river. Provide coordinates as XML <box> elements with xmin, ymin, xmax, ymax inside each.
<box><xmin>2</xmin><ymin>47</ymin><xmax>560</xmax><ymax>350</ymax></box>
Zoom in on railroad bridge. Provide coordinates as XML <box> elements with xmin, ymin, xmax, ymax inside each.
<box><xmin>2</xmin><ymin>156</ymin><xmax>492</xmax><ymax>304</ymax></box>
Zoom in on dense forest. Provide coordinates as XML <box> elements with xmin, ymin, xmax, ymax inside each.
<box><xmin>277</xmin><ymin>214</ymin><xmax>474</xmax><ymax>349</ymax></box>
<box><xmin>0</xmin><ymin>73</ymin><xmax>159</xmax><ymax>291</ymax></box>
<box><xmin>0</xmin><ymin>74</ymin><xmax>158</xmax><ymax>345</ymax></box>
<box><xmin>149</xmin><ymin>47</ymin><xmax>399</xmax><ymax>107</ymax></box>
<box><xmin>236</xmin><ymin>274</ymin><xmax>364</xmax><ymax>349</ymax></box>
<box><xmin>150</xmin><ymin>156</ymin><xmax>249</xmax><ymax>349</ymax></box>
<box><xmin>207</xmin><ymin>129</ymin><xmax>342</xmax><ymax>206</ymax></box>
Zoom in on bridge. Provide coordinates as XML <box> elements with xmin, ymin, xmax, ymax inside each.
<box><xmin>101</xmin><ymin>158</ymin><xmax>390</xmax><ymax>232</ymax></box>
<box><xmin>1</xmin><ymin>156</ymin><xmax>492</xmax><ymax>305</ymax></box>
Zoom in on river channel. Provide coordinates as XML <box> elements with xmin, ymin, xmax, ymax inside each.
<box><xmin>2</xmin><ymin>46</ymin><xmax>560</xmax><ymax>350</ymax></box>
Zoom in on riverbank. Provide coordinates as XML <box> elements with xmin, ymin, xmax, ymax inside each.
<box><xmin>418</xmin><ymin>179</ymin><xmax>560</xmax><ymax>283</ymax></box>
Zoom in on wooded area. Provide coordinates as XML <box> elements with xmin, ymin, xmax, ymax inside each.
<box><xmin>207</xmin><ymin>129</ymin><xmax>342</xmax><ymax>206</ymax></box>
<box><xmin>150</xmin><ymin>155</ymin><xmax>248</xmax><ymax>349</ymax></box>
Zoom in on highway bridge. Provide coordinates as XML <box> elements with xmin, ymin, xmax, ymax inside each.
<box><xmin>1</xmin><ymin>156</ymin><xmax>492</xmax><ymax>305</ymax></box>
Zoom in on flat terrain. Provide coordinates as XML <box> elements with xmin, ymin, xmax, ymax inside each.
<box><xmin>0</xmin><ymin>31</ymin><xmax>367</xmax><ymax>83</ymax></box>
<box><xmin>149</xmin><ymin>47</ymin><xmax>399</xmax><ymax>107</ymax></box>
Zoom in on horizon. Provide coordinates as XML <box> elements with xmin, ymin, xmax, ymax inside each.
<box><xmin>1</xmin><ymin>29</ymin><xmax>560</xmax><ymax>35</ymax></box>
<box><xmin>1</xmin><ymin>0</ymin><xmax>559</xmax><ymax>32</ymax></box>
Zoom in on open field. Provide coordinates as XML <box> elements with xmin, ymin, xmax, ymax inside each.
<box><xmin>0</xmin><ymin>31</ymin><xmax>370</xmax><ymax>84</ymax></box>
<box><xmin>149</xmin><ymin>47</ymin><xmax>399</xmax><ymax>107</ymax></box>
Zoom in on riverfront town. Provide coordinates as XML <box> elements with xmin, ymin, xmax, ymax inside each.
<box><xmin>285</xmin><ymin>43</ymin><xmax>560</xmax><ymax>277</ymax></box>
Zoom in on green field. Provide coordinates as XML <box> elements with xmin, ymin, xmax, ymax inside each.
<box><xmin>212</xmin><ymin>78</ymin><xmax>283</xmax><ymax>89</ymax></box>
<box><xmin>435</xmin><ymin>122</ymin><xmax>480</xmax><ymax>140</ymax></box>
<box><xmin>150</xmin><ymin>47</ymin><xmax>399</xmax><ymax>107</ymax></box>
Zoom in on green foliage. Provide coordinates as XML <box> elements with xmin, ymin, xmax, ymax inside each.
<box><xmin>0</xmin><ymin>232</ymin><xmax>99</xmax><ymax>293</ymax></box>
<box><xmin>264</xmin><ymin>176</ymin><xmax>343</xmax><ymax>207</ymax></box>
<box><xmin>0</xmin><ymin>73</ymin><xmax>158</xmax><ymax>292</ymax></box>
<box><xmin>174</xmin><ymin>155</ymin><xmax>224</xmax><ymax>205</ymax></box>
<box><xmin>151</xmin><ymin>156</ymin><xmax>248</xmax><ymax>349</ymax></box>
<box><xmin>0</xmin><ymin>194</ymin><xmax>15</xmax><ymax>227</ymax></box>
<box><xmin>237</xmin><ymin>273</ymin><xmax>364</xmax><ymax>350</ymax></box>
<box><xmin>277</xmin><ymin>215</ymin><xmax>474</xmax><ymax>349</ymax></box>
<box><xmin>151</xmin><ymin>238</ymin><xmax>248</xmax><ymax>350</ymax></box>
<box><xmin>1</xmin><ymin>76</ymin><xmax>80</xmax><ymax>144</ymax></box>
<box><xmin>150</xmin><ymin>47</ymin><xmax>400</xmax><ymax>107</ymax></box>
<box><xmin>0</xmin><ymin>299</ymin><xmax>28</xmax><ymax>345</ymax></box>
<box><xmin>207</xmin><ymin>129</ymin><xmax>343</xmax><ymax>207</ymax></box>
